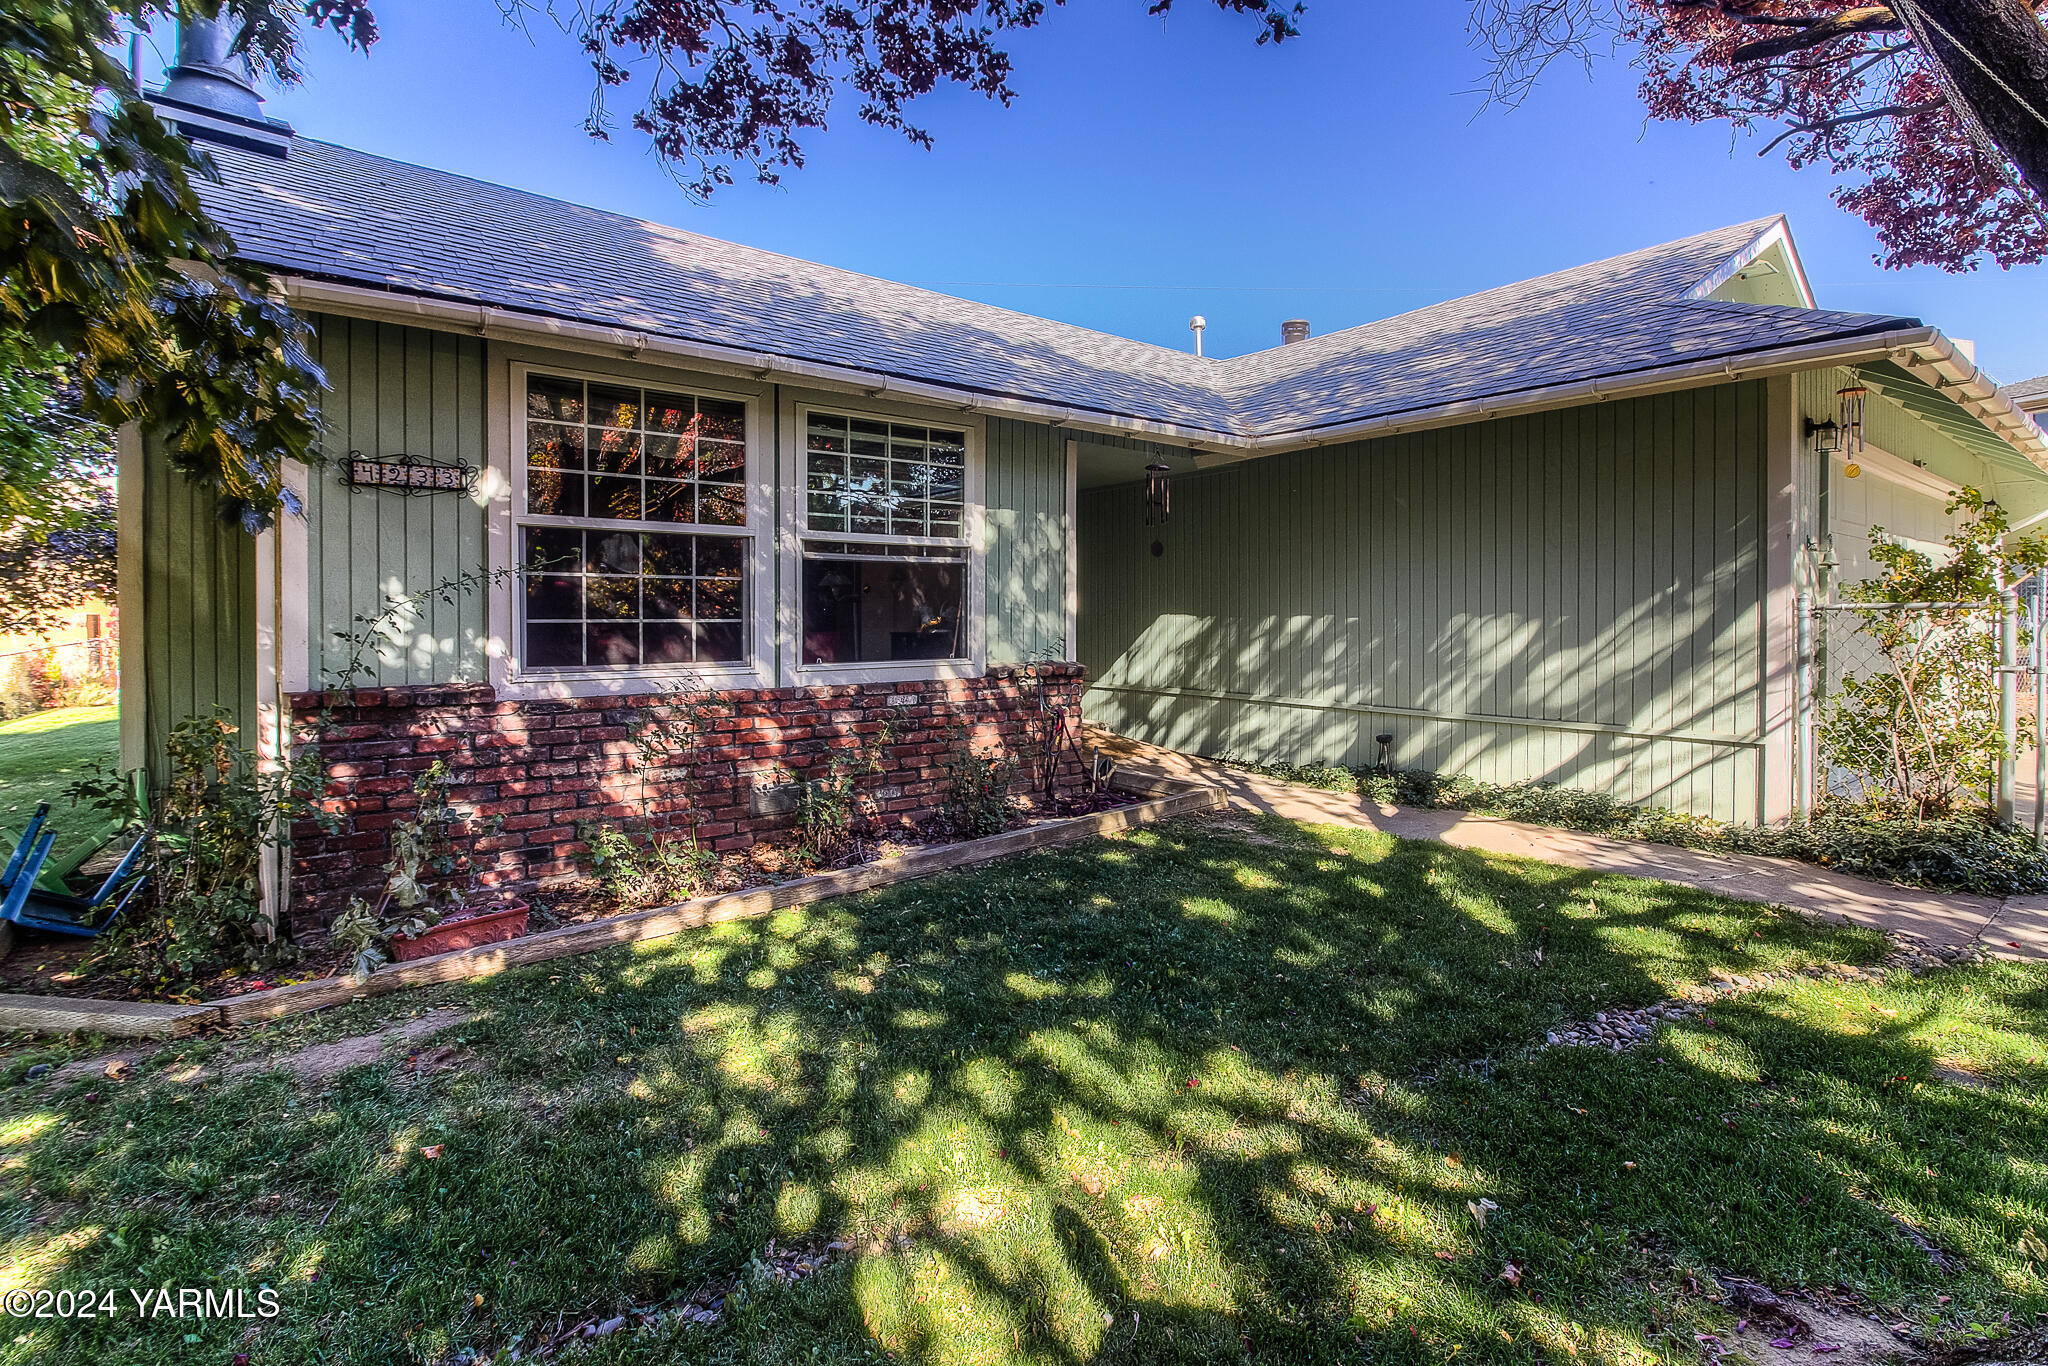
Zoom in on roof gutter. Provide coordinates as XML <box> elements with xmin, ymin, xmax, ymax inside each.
<box><xmin>1232</xmin><ymin>326</ymin><xmax>2048</xmax><ymax>474</ymax></box>
<box><xmin>1876</xmin><ymin>332</ymin><xmax>2048</xmax><ymax>473</ymax></box>
<box><xmin>279</xmin><ymin>276</ymin><xmax>2048</xmax><ymax>474</ymax></box>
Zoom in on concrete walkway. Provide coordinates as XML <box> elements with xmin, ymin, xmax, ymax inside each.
<box><xmin>1089</xmin><ymin>732</ymin><xmax>2048</xmax><ymax>962</ymax></box>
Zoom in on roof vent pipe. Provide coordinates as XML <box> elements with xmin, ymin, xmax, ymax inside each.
<box><xmin>1281</xmin><ymin>319</ymin><xmax>1310</xmax><ymax>345</ymax></box>
<box><xmin>160</xmin><ymin>15</ymin><xmax>265</xmax><ymax>120</ymax></box>
<box><xmin>151</xmin><ymin>14</ymin><xmax>294</xmax><ymax>156</ymax></box>
<box><xmin>1189</xmin><ymin>316</ymin><xmax>1207</xmax><ymax>358</ymax></box>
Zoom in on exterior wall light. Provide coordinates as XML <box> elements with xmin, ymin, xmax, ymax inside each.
<box><xmin>1805</xmin><ymin>416</ymin><xmax>1842</xmax><ymax>455</ymax></box>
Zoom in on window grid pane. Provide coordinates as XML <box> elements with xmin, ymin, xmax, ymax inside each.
<box><xmin>524</xmin><ymin>375</ymin><xmax>748</xmax><ymax>527</ymax></box>
<box><xmin>804</xmin><ymin>414</ymin><xmax>965</xmax><ymax>539</ymax></box>
<box><xmin>522</xmin><ymin>528</ymin><xmax>747</xmax><ymax>669</ymax></box>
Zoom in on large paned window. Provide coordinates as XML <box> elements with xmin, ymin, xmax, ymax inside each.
<box><xmin>519</xmin><ymin>372</ymin><xmax>751</xmax><ymax>671</ymax></box>
<box><xmin>800</xmin><ymin>412</ymin><xmax>969</xmax><ymax>666</ymax></box>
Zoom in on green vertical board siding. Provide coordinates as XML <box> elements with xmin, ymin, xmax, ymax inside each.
<box><xmin>984</xmin><ymin>417</ymin><xmax>1069</xmax><ymax>664</ymax></box>
<box><xmin>1078</xmin><ymin>382</ymin><xmax>1770</xmax><ymax>822</ymax></box>
<box><xmin>305</xmin><ymin>315</ymin><xmax>490</xmax><ymax>687</ymax></box>
<box><xmin>141</xmin><ymin>433</ymin><xmax>256</xmax><ymax>779</ymax></box>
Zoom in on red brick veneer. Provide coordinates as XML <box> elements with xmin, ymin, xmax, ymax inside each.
<box><xmin>283</xmin><ymin>665</ymin><xmax>1087</xmax><ymax>937</ymax></box>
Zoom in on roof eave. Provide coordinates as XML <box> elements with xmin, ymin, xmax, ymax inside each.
<box><xmin>1879</xmin><ymin>332</ymin><xmax>2048</xmax><ymax>474</ymax></box>
<box><xmin>280</xmin><ymin>275</ymin><xmax>2046</xmax><ymax>474</ymax></box>
<box><xmin>279</xmin><ymin>274</ymin><xmax>1257</xmax><ymax>452</ymax></box>
<box><xmin>1215</xmin><ymin>330</ymin><xmax>2048</xmax><ymax>475</ymax></box>
<box><xmin>1212</xmin><ymin>326</ymin><xmax>1952</xmax><ymax>464</ymax></box>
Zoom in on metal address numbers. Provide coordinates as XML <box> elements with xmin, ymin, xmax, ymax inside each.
<box><xmin>343</xmin><ymin>450</ymin><xmax>480</xmax><ymax>495</ymax></box>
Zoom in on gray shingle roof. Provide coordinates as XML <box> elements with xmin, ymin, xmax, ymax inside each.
<box><xmin>2002</xmin><ymin>374</ymin><xmax>2048</xmax><ymax>406</ymax></box>
<box><xmin>198</xmin><ymin>137</ymin><xmax>1921</xmax><ymax>440</ymax></box>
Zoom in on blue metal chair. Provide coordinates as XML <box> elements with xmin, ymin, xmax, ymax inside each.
<box><xmin>0</xmin><ymin>803</ymin><xmax>150</xmax><ymax>937</ymax></box>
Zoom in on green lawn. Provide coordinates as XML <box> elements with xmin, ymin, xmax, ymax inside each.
<box><xmin>4</xmin><ymin>816</ymin><xmax>2045</xmax><ymax>1365</ymax></box>
<box><xmin>0</xmin><ymin>705</ymin><xmax>119</xmax><ymax>834</ymax></box>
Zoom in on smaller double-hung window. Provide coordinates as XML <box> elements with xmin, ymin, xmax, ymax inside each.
<box><xmin>799</xmin><ymin>413</ymin><xmax>969</xmax><ymax>666</ymax></box>
<box><xmin>518</xmin><ymin>372</ymin><xmax>752</xmax><ymax>672</ymax></box>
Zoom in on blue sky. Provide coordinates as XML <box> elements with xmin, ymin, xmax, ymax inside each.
<box><xmin>167</xmin><ymin>1</ymin><xmax>2046</xmax><ymax>381</ymax></box>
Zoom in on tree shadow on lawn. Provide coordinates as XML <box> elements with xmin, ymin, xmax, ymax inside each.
<box><xmin>8</xmin><ymin>819</ymin><xmax>2045</xmax><ymax>1366</ymax></box>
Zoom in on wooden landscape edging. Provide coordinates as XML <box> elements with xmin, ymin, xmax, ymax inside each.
<box><xmin>0</xmin><ymin>994</ymin><xmax>218</xmax><ymax>1040</ymax></box>
<box><xmin>0</xmin><ymin>775</ymin><xmax>1224</xmax><ymax>1039</ymax></box>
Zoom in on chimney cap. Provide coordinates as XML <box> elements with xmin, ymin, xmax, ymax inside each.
<box><xmin>161</xmin><ymin>16</ymin><xmax>264</xmax><ymax>119</ymax></box>
<box><xmin>153</xmin><ymin>15</ymin><xmax>294</xmax><ymax>157</ymax></box>
<box><xmin>1281</xmin><ymin>319</ymin><xmax>1311</xmax><ymax>344</ymax></box>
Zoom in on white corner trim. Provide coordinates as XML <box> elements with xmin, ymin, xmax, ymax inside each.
<box><xmin>280</xmin><ymin>463</ymin><xmax>311</xmax><ymax>693</ymax></box>
<box><xmin>1064</xmin><ymin>438</ymin><xmax>1079</xmax><ymax>662</ymax></box>
<box><xmin>252</xmin><ymin>459</ymin><xmax>310</xmax><ymax>936</ymax></box>
<box><xmin>484</xmin><ymin>342</ymin><xmax>515</xmax><ymax>692</ymax></box>
<box><xmin>116</xmin><ymin>423</ymin><xmax>146</xmax><ymax>773</ymax></box>
<box><xmin>1761</xmin><ymin>376</ymin><xmax>1798</xmax><ymax>825</ymax></box>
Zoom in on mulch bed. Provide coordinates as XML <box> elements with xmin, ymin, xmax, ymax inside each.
<box><xmin>1</xmin><ymin>791</ymin><xmax>1142</xmax><ymax>1008</ymax></box>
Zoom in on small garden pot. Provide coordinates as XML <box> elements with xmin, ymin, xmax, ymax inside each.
<box><xmin>389</xmin><ymin>899</ymin><xmax>531</xmax><ymax>961</ymax></box>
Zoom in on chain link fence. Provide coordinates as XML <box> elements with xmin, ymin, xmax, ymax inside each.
<box><xmin>1798</xmin><ymin>581</ymin><xmax>2044</xmax><ymax>834</ymax></box>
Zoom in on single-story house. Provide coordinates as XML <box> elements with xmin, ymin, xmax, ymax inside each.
<box><xmin>126</xmin><ymin>45</ymin><xmax>2048</xmax><ymax>932</ymax></box>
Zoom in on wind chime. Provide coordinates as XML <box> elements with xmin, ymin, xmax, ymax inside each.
<box><xmin>1144</xmin><ymin>461</ymin><xmax>1171</xmax><ymax>557</ymax></box>
<box><xmin>1838</xmin><ymin>383</ymin><xmax>1869</xmax><ymax>477</ymax></box>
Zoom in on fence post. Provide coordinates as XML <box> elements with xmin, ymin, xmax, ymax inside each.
<box><xmin>1794</xmin><ymin>590</ymin><xmax>1814</xmax><ymax>816</ymax></box>
<box><xmin>2000</xmin><ymin>587</ymin><xmax>2018</xmax><ymax>825</ymax></box>
<box><xmin>2035</xmin><ymin>582</ymin><xmax>2045</xmax><ymax>847</ymax></box>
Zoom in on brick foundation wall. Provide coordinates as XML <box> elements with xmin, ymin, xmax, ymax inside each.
<box><xmin>283</xmin><ymin>664</ymin><xmax>1087</xmax><ymax>938</ymax></box>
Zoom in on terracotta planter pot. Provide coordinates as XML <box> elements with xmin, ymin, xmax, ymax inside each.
<box><xmin>389</xmin><ymin>899</ymin><xmax>530</xmax><ymax>961</ymax></box>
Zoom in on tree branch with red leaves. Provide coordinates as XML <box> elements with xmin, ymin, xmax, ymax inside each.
<box><xmin>1470</xmin><ymin>0</ymin><xmax>2048</xmax><ymax>271</ymax></box>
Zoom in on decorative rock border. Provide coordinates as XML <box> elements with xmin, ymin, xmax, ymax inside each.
<box><xmin>1540</xmin><ymin>942</ymin><xmax>1965</xmax><ymax>1052</ymax></box>
<box><xmin>0</xmin><ymin>773</ymin><xmax>1224</xmax><ymax>1039</ymax></box>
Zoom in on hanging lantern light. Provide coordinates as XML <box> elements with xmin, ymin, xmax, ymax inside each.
<box><xmin>1837</xmin><ymin>384</ymin><xmax>1869</xmax><ymax>456</ymax></box>
<box><xmin>1143</xmin><ymin>461</ymin><xmax>1172</xmax><ymax>527</ymax></box>
<box><xmin>1804</xmin><ymin>415</ymin><xmax>1842</xmax><ymax>456</ymax></box>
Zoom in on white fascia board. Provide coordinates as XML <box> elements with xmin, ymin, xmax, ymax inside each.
<box><xmin>1222</xmin><ymin>327</ymin><xmax>1954</xmax><ymax>463</ymax></box>
<box><xmin>278</xmin><ymin>276</ymin><xmax>1254</xmax><ymax>453</ymax></box>
<box><xmin>1886</xmin><ymin>332</ymin><xmax>2048</xmax><ymax>474</ymax></box>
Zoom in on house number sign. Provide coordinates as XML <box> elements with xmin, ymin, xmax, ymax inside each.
<box><xmin>343</xmin><ymin>450</ymin><xmax>479</xmax><ymax>496</ymax></box>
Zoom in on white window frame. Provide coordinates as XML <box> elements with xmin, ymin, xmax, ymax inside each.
<box><xmin>780</xmin><ymin>393</ymin><xmax>987</xmax><ymax>684</ymax></box>
<box><xmin>489</xmin><ymin>358</ymin><xmax>775</xmax><ymax>697</ymax></box>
